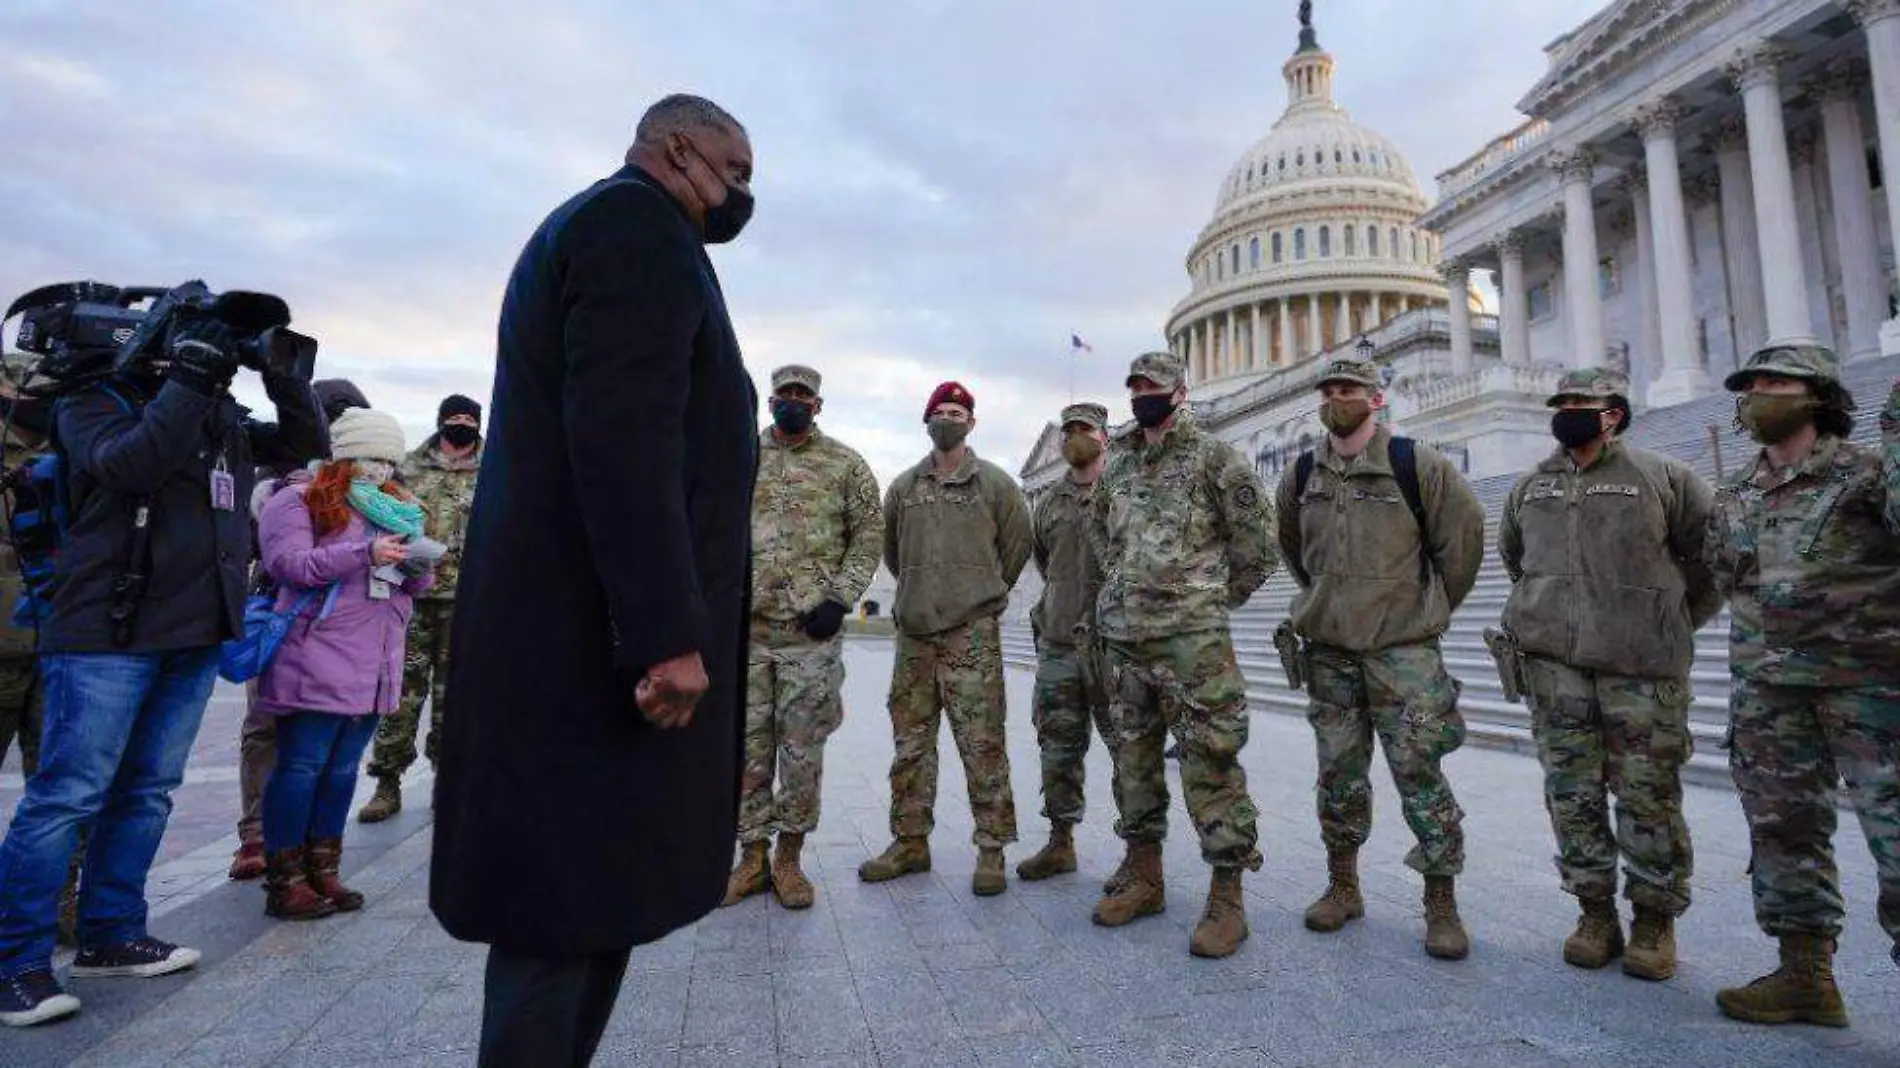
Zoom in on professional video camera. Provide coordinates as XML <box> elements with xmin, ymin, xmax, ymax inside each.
<box><xmin>4</xmin><ymin>279</ymin><xmax>318</xmax><ymax>393</ymax></box>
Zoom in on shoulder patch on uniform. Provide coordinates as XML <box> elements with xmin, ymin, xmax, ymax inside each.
<box><xmin>1232</xmin><ymin>483</ymin><xmax>1260</xmax><ymax>509</ymax></box>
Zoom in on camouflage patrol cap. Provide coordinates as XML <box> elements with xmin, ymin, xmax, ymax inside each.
<box><xmin>1315</xmin><ymin>357</ymin><xmax>1382</xmax><ymax>391</ymax></box>
<box><xmin>1125</xmin><ymin>352</ymin><xmax>1184</xmax><ymax>390</ymax></box>
<box><xmin>1059</xmin><ymin>402</ymin><xmax>1109</xmax><ymax>431</ymax></box>
<box><xmin>771</xmin><ymin>364</ymin><xmax>823</xmax><ymax>394</ymax></box>
<box><xmin>1545</xmin><ymin>367</ymin><xmax>1631</xmax><ymax>407</ymax></box>
<box><xmin>1723</xmin><ymin>341</ymin><xmax>1841</xmax><ymax>392</ymax></box>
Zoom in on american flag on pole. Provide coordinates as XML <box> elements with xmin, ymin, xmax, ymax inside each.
<box><xmin>1070</xmin><ymin>333</ymin><xmax>1093</xmax><ymax>354</ymax></box>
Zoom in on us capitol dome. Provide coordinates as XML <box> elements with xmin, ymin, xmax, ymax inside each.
<box><xmin>1165</xmin><ymin>8</ymin><xmax>1463</xmax><ymax>388</ymax></box>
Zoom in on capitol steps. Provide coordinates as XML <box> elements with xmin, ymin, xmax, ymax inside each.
<box><xmin>1001</xmin><ymin>354</ymin><xmax>1898</xmax><ymax>793</ymax></box>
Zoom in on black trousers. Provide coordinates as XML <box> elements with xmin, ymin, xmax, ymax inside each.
<box><xmin>478</xmin><ymin>946</ymin><xmax>633</xmax><ymax>1067</ymax></box>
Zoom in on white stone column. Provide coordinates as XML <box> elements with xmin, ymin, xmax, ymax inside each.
<box><xmin>1249</xmin><ymin>302</ymin><xmax>1263</xmax><ymax>371</ymax></box>
<box><xmin>1302</xmin><ymin>294</ymin><xmax>1318</xmax><ymax>357</ymax></box>
<box><xmin>1848</xmin><ymin>0</ymin><xmax>1900</xmax><ymax>351</ymax></box>
<box><xmin>1370</xmin><ymin>291</ymin><xmax>1384</xmax><ymax>328</ymax></box>
<box><xmin>1442</xmin><ymin>261</ymin><xmax>1474</xmax><ymax>375</ymax></box>
<box><xmin>1620</xmin><ymin>169</ymin><xmax>1663</xmax><ymax>382</ymax></box>
<box><xmin>1710</xmin><ymin>117</ymin><xmax>1769</xmax><ymax>359</ymax></box>
<box><xmin>1815</xmin><ymin>62</ymin><xmax>1887</xmax><ymax>360</ymax></box>
<box><xmin>1635</xmin><ymin>102</ymin><xmax>1712</xmax><ymax>405</ymax></box>
<box><xmin>1279</xmin><ymin>296</ymin><xmax>1293</xmax><ymax>365</ymax></box>
<box><xmin>1496</xmin><ymin>233</ymin><xmax>1531</xmax><ymax>366</ymax></box>
<box><xmin>1552</xmin><ymin>148</ymin><xmax>1606</xmax><ymax>368</ymax></box>
<box><xmin>1728</xmin><ymin>45</ymin><xmax>1818</xmax><ymax>343</ymax></box>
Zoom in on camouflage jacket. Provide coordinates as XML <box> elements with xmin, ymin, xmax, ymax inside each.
<box><xmin>1499</xmin><ymin>440</ymin><xmax>1722</xmax><ymax>679</ymax></box>
<box><xmin>884</xmin><ymin>448</ymin><xmax>1032</xmax><ymax>637</ymax></box>
<box><xmin>399</xmin><ymin>436</ymin><xmax>481</xmax><ymax>601</ymax></box>
<box><xmin>1030</xmin><ymin>472</ymin><xmax>1102</xmax><ymax>649</ymax></box>
<box><xmin>1706</xmin><ymin>388</ymin><xmax>1900</xmax><ymax>686</ymax></box>
<box><xmin>1276</xmin><ymin>426</ymin><xmax>1484</xmax><ymax>653</ymax></box>
<box><xmin>0</xmin><ymin>432</ymin><xmax>45</xmax><ymax>660</ymax></box>
<box><xmin>1090</xmin><ymin>415</ymin><xmax>1277</xmax><ymax>644</ymax></box>
<box><xmin>751</xmin><ymin>426</ymin><xmax>882</xmax><ymax>622</ymax></box>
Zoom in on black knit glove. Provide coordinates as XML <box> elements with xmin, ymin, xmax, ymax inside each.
<box><xmin>164</xmin><ymin>317</ymin><xmax>242</xmax><ymax>396</ymax></box>
<box><xmin>800</xmin><ymin>599</ymin><xmax>849</xmax><ymax>641</ymax></box>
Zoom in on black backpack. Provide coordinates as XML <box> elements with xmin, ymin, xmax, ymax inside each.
<box><xmin>1293</xmin><ymin>436</ymin><xmax>1432</xmax><ymax>583</ymax></box>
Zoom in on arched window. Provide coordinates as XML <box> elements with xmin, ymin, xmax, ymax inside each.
<box><xmin>1319</xmin><ymin>226</ymin><xmax>1332</xmax><ymax>258</ymax></box>
<box><xmin>1411</xmin><ymin>232</ymin><xmax>1420</xmax><ymax>262</ymax></box>
<box><xmin>1295</xmin><ymin>228</ymin><xmax>1307</xmax><ymax>261</ymax></box>
<box><xmin>1334</xmin><ymin>148</ymin><xmax>1343</xmax><ymax>164</ymax></box>
<box><xmin>1250</xmin><ymin>236</ymin><xmax>1261</xmax><ymax>269</ymax></box>
<box><xmin>1232</xmin><ymin>245</ymin><xmax>1241</xmax><ymax>274</ymax></box>
<box><xmin>1216</xmin><ymin>254</ymin><xmax>1224</xmax><ymax>281</ymax></box>
<box><xmin>1368</xmin><ymin>225</ymin><xmax>1379</xmax><ymax>257</ymax></box>
<box><xmin>1296</xmin><ymin>150</ymin><xmax>1305</xmax><ymax>168</ymax></box>
<box><xmin>1272</xmin><ymin>232</ymin><xmax>1284</xmax><ymax>264</ymax></box>
<box><xmin>1390</xmin><ymin>228</ymin><xmax>1400</xmax><ymax>260</ymax></box>
<box><xmin>1345</xmin><ymin>226</ymin><xmax>1357</xmax><ymax>257</ymax></box>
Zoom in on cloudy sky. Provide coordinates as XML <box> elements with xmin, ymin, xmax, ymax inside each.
<box><xmin>1</xmin><ymin>0</ymin><xmax>1608</xmax><ymax>486</ymax></box>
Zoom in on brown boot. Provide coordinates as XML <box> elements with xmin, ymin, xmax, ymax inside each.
<box><xmin>1563</xmin><ymin>897</ymin><xmax>1623</xmax><ymax>969</ymax></box>
<box><xmin>1092</xmin><ymin>842</ymin><xmax>1164</xmax><ymax>927</ymax></box>
<box><xmin>1102</xmin><ymin>842</ymin><xmax>1135</xmax><ymax>896</ymax></box>
<box><xmin>857</xmin><ymin>837</ymin><xmax>931</xmax><ymax>883</ymax></box>
<box><xmin>771</xmin><ymin>834</ymin><xmax>815</xmax><ymax>910</ymax></box>
<box><xmin>972</xmin><ymin>848</ymin><xmax>1007</xmax><ymax>896</ymax></box>
<box><xmin>1623</xmin><ymin>905</ymin><xmax>1676</xmax><ymax>981</ymax></box>
<box><xmin>228</xmin><ymin>840</ymin><xmax>266</xmax><ymax>881</ymax></box>
<box><xmin>1303</xmin><ymin>849</ymin><xmax>1365</xmax><ymax>933</ymax></box>
<box><xmin>1189</xmin><ymin>869</ymin><xmax>1249</xmax><ymax>959</ymax></box>
<box><xmin>1422</xmin><ymin>875</ymin><xmax>1470</xmax><ymax>961</ymax></box>
<box><xmin>722</xmin><ymin>841</ymin><xmax>771</xmax><ymax>906</ymax></box>
<box><xmin>355</xmin><ymin>777</ymin><xmax>401</xmax><ymax>824</ymax></box>
<box><xmin>1016</xmin><ymin>824</ymin><xmax>1077</xmax><ymax>881</ymax></box>
<box><xmin>265</xmin><ymin>847</ymin><xmax>338</xmax><ymax>921</ymax></box>
<box><xmin>1716</xmin><ymin>934</ymin><xmax>1849</xmax><ymax>1027</ymax></box>
<box><xmin>304</xmin><ymin>838</ymin><xmax>364</xmax><ymax>912</ymax></box>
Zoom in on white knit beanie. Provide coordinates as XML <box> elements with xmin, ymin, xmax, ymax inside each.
<box><xmin>328</xmin><ymin>408</ymin><xmax>407</xmax><ymax>464</ymax></box>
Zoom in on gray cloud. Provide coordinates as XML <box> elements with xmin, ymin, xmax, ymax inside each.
<box><xmin>1</xmin><ymin>0</ymin><xmax>1605</xmax><ymax>479</ymax></box>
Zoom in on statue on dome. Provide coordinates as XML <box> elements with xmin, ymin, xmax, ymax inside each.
<box><xmin>1298</xmin><ymin>0</ymin><xmax>1320</xmax><ymax>51</ymax></box>
<box><xmin>1299</xmin><ymin>0</ymin><xmax>1312</xmax><ymax>28</ymax></box>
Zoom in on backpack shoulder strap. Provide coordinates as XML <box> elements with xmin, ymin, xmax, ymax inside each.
<box><xmin>1387</xmin><ymin>437</ymin><xmax>1433</xmax><ymax>581</ymax></box>
<box><xmin>1294</xmin><ymin>451</ymin><xmax>1316</xmax><ymax>499</ymax></box>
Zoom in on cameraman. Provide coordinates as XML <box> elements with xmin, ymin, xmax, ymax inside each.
<box><xmin>0</xmin><ymin>319</ymin><xmax>325</xmax><ymax>1028</ymax></box>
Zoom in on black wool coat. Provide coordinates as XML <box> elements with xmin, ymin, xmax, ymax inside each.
<box><xmin>431</xmin><ymin>166</ymin><xmax>757</xmax><ymax>955</ymax></box>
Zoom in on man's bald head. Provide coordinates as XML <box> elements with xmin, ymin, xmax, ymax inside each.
<box><xmin>633</xmin><ymin>94</ymin><xmax>746</xmax><ymax>148</ymax></box>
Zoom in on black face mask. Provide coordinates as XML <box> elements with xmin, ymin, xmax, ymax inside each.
<box><xmin>439</xmin><ymin>423</ymin><xmax>480</xmax><ymax>448</ymax></box>
<box><xmin>1550</xmin><ymin>409</ymin><xmax>1607</xmax><ymax>449</ymax></box>
<box><xmin>770</xmin><ymin>398</ymin><xmax>814</xmax><ymax>436</ymax></box>
<box><xmin>1131</xmin><ymin>393</ymin><xmax>1178</xmax><ymax>429</ymax></box>
<box><xmin>703</xmin><ymin>184</ymin><xmax>754</xmax><ymax>244</ymax></box>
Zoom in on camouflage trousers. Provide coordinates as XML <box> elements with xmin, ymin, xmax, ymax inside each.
<box><xmin>1031</xmin><ymin>639</ymin><xmax>1119</xmax><ymax>827</ymax></box>
<box><xmin>1729</xmin><ymin>677</ymin><xmax>1900</xmax><ymax>946</ymax></box>
<box><xmin>1105</xmin><ymin>629</ymin><xmax>1262</xmax><ymax>872</ymax></box>
<box><xmin>1524</xmin><ymin>657</ymin><xmax>1694</xmax><ymax>915</ymax></box>
<box><xmin>1306</xmin><ymin>641</ymin><xmax>1466</xmax><ymax>876</ymax></box>
<box><xmin>366</xmin><ymin>598</ymin><xmax>452</xmax><ymax>781</ymax></box>
<box><xmin>0</xmin><ymin>656</ymin><xmax>43</xmax><ymax>778</ymax></box>
<box><xmin>739</xmin><ymin>618</ymin><xmax>846</xmax><ymax>844</ymax></box>
<box><xmin>886</xmin><ymin>616</ymin><xmax>1017</xmax><ymax>849</ymax></box>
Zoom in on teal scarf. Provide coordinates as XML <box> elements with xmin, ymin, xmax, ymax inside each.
<box><xmin>348</xmin><ymin>480</ymin><xmax>426</xmax><ymax>538</ymax></box>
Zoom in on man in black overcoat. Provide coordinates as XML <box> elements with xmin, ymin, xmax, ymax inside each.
<box><xmin>430</xmin><ymin>94</ymin><xmax>758</xmax><ymax>1067</ymax></box>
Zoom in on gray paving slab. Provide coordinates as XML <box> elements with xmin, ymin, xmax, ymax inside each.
<box><xmin>0</xmin><ymin>638</ymin><xmax>1895</xmax><ymax>1066</ymax></box>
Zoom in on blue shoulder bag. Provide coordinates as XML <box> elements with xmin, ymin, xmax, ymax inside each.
<box><xmin>219</xmin><ymin>583</ymin><xmax>340</xmax><ymax>684</ymax></box>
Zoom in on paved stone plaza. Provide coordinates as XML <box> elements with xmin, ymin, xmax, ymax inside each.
<box><xmin>2</xmin><ymin>638</ymin><xmax>1896</xmax><ymax>1066</ymax></box>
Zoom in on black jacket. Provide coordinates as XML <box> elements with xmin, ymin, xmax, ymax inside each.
<box><xmin>432</xmin><ymin>166</ymin><xmax>758</xmax><ymax>955</ymax></box>
<box><xmin>45</xmin><ymin>374</ymin><xmax>327</xmax><ymax>654</ymax></box>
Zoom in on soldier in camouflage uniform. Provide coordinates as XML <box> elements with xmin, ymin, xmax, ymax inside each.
<box><xmin>359</xmin><ymin>394</ymin><xmax>483</xmax><ymax>823</ymax></box>
<box><xmin>859</xmin><ymin>381</ymin><xmax>1032</xmax><ymax>897</ymax></box>
<box><xmin>1498</xmin><ymin>367</ymin><xmax>1721</xmax><ymax>981</ymax></box>
<box><xmin>1276</xmin><ymin>357</ymin><xmax>1485</xmax><ymax>961</ymax></box>
<box><xmin>723</xmin><ymin>366</ymin><xmax>882</xmax><ymax>910</ymax></box>
<box><xmin>1089</xmin><ymin>353</ymin><xmax>1276</xmax><ymax>959</ymax></box>
<box><xmin>1704</xmin><ymin>343</ymin><xmax>1900</xmax><ymax>1029</ymax></box>
<box><xmin>1017</xmin><ymin>402</ymin><xmax>1120</xmax><ymax>883</ymax></box>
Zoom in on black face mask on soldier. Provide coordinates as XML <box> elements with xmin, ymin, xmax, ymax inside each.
<box><xmin>771</xmin><ymin>398</ymin><xmax>814</xmax><ymax>436</ymax></box>
<box><xmin>1131</xmin><ymin>393</ymin><xmax>1177</xmax><ymax>429</ymax></box>
<box><xmin>439</xmin><ymin>423</ymin><xmax>479</xmax><ymax>449</ymax></box>
<box><xmin>1550</xmin><ymin>408</ymin><xmax>1608</xmax><ymax>450</ymax></box>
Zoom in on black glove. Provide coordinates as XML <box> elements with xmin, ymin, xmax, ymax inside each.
<box><xmin>800</xmin><ymin>598</ymin><xmax>849</xmax><ymax>641</ymax></box>
<box><xmin>164</xmin><ymin>317</ymin><xmax>242</xmax><ymax>396</ymax></box>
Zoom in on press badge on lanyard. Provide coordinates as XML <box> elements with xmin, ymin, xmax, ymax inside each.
<box><xmin>210</xmin><ymin>452</ymin><xmax>236</xmax><ymax>512</ymax></box>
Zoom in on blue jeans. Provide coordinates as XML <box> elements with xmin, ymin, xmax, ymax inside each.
<box><xmin>0</xmin><ymin>648</ymin><xmax>219</xmax><ymax>978</ymax></box>
<box><xmin>262</xmin><ymin>713</ymin><xmax>379</xmax><ymax>852</ymax></box>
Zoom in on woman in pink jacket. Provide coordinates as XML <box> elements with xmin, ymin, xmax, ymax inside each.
<box><xmin>255</xmin><ymin>409</ymin><xmax>433</xmax><ymax>919</ymax></box>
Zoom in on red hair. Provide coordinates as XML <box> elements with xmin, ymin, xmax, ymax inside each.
<box><xmin>304</xmin><ymin>461</ymin><xmax>415</xmax><ymax>537</ymax></box>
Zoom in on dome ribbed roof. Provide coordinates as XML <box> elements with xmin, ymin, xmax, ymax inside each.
<box><xmin>1216</xmin><ymin>111</ymin><xmax>1423</xmax><ymax>214</ymax></box>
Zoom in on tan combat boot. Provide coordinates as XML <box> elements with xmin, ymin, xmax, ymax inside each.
<box><xmin>771</xmin><ymin>833</ymin><xmax>815</xmax><ymax>910</ymax></box>
<box><xmin>1716</xmin><ymin>934</ymin><xmax>1849</xmax><ymax>1027</ymax></box>
<box><xmin>1422</xmin><ymin>875</ymin><xmax>1470</xmax><ymax>961</ymax></box>
<box><xmin>972</xmin><ymin>848</ymin><xmax>1008</xmax><ymax>896</ymax></box>
<box><xmin>355</xmin><ymin>777</ymin><xmax>401</xmax><ymax>824</ymax></box>
<box><xmin>857</xmin><ymin>837</ymin><xmax>931</xmax><ymax>883</ymax></box>
<box><xmin>1102</xmin><ymin>841</ymin><xmax>1135</xmax><ymax>896</ymax></box>
<box><xmin>722</xmin><ymin>841</ymin><xmax>770</xmax><ymax>907</ymax></box>
<box><xmin>1189</xmin><ymin>869</ymin><xmax>1249</xmax><ymax>959</ymax></box>
<box><xmin>1563</xmin><ymin>897</ymin><xmax>1623</xmax><ymax>969</ymax></box>
<box><xmin>1016</xmin><ymin>824</ymin><xmax>1077</xmax><ymax>881</ymax></box>
<box><xmin>1303</xmin><ymin>849</ymin><xmax>1365</xmax><ymax>933</ymax></box>
<box><xmin>1092</xmin><ymin>842</ymin><xmax>1164</xmax><ymax>926</ymax></box>
<box><xmin>1623</xmin><ymin>905</ymin><xmax>1676</xmax><ymax>981</ymax></box>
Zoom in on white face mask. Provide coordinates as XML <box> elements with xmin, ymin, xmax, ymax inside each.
<box><xmin>353</xmin><ymin>459</ymin><xmax>395</xmax><ymax>485</ymax></box>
